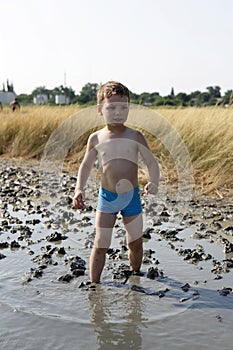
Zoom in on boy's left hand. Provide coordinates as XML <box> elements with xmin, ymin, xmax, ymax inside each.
<box><xmin>144</xmin><ymin>182</ymin><xmax>158</xmax><ymax>195</ymax></box>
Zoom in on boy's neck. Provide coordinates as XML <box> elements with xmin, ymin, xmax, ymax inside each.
<box><xmin>105</xmin><ymin>123</ymin><xmax>126</xmax><ymax>133</ymax></box>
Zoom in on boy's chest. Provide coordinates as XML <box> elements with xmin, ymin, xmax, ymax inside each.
<box><xmin>96</xmin><ymin>138</ymin><xmax>138</xmax><ymax>164</ymax></box>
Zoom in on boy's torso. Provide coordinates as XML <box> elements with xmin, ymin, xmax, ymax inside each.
<box><xmin>93</xmin><ymin>127</ymin><xmax>139</xmax><ymax>193</ymax></box>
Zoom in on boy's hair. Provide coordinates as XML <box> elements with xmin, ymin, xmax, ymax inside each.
<box><xmin>97</xmin><ymin>81</ymin><xmax>130</xmax><ymax>104</ymax></box>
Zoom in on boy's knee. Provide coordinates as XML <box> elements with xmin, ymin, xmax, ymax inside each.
<box><xmin>92</xmin><ymin>247</ymin><xmax>109</xmax><ymax>254</ymax></box>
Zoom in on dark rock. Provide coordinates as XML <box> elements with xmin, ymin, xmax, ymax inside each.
<box><xmin>0</xmin><ymin>253</ymin><xmax>6</xmax><ymax>260</ymax></box>
<box><xmin>147</xmin><ymin>267</ymin><xmax>163</xmax><ymax>279</ymax></box>
<box><xmin>10</xmin><ymin>240</ymin><xmax>20</xmax><ymax>249</ymax></box>
<box><xmin>46</xmin><ymin>231</ymin><xmax>67</xmax><ymax>242</ymax></box>
<box><xmin>58</xmin><ymin>274</ymin><xmax>74</xmax><ymax>283</ymax></box>
<box><xmin>57</xmin><ymin>247</ymin><xmax>66</xmax><ymax>255</ymax></box>
<box><xmin>72</xmin><ymin>269</ymin><xmax>85</xmax><ymax>277</ymax></box>
<box><xmin>181</xmin><ymin>283</ymin><xmax>190</xmax><ymax>292</ymax></box>
<box><xmin>218</xmin><ymin>287</ymin><xmax>232</xmax><ymax>296</ymax></box>
<box><xmin>0</xmin><ymin>242</ymin><xmax>9</xmax><ymax>249</ymax></box>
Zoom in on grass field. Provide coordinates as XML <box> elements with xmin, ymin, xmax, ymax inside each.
<box><xmin>0</xmin><ymin>105</ymin><xmax>232</xmax><ymax>196</ymax></box>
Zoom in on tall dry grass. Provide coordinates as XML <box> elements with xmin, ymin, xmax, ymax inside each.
<box><xmin>0</xmin><ymin>105</ymin><xmax>232</xmax><ymax>195</ymax></box>
<box><xmin>158</xmin><ymin>107</ymin><xmax>233</xmax><ymax>193</ymax></box>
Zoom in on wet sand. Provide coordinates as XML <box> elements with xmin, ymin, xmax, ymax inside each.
<box><xmin>0</xmin><ymin>159</ymin><xmax>233</xmax><ymax>350</ymax></box>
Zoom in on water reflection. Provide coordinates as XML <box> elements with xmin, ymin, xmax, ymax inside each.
<box><xmin>88</xmin><ymin>281</ymin><xmax>144</xmax><ymax>350</ymax></box>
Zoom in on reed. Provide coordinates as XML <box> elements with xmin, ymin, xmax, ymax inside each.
<box><xmin>0</xmin><ymin>105</ymin><xmax>232</xmax><ymax>195</ymax></box>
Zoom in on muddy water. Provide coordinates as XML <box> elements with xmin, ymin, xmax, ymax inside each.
<box><xmin>0</xmin><ymin>161</ymin><xmax>233</xmax><ymax>350</ymax></box>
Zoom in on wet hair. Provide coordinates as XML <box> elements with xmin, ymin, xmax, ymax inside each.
<box><xmin>97</xmin><ymin>81</ymin><xmax>130</xmax><ymax>104</ymax></box>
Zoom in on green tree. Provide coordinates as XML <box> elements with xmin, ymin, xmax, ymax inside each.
<box><xmin>176</xmin><ymin>92</ymin><xmax>190</xmax><ymax>106</ymax></box>
<box><xmin>170</xmin><ymin>87</ymin><xmax>175</xmax><ymax>97</ymax></box>
<box><xmin>129</xmin><ymin>91</ymin><xmax>139</xmax><ymax>103</ymax></box>
<box><xmin>76</xmin><ymin>83</ymin><xmax>98</xmax><ymax>104</ymax></box>
<box><xmin>222</xmin><ymin>90</ymin><xmax>233</xmax><ymax>104</ymax></box>
<box><xmin>17</xmin><ymin>93</ymin><xmax>33</xmax><ymax>105</ymax></box>
<box><xmin>138</xmin><ymin>92</ymin><xmax>160</xmax><ymax>105</ymax></box>
<box><xmin>206</xmin><ymin>86</ymin><xmax>221</xmax><ymax>98</ymax></box>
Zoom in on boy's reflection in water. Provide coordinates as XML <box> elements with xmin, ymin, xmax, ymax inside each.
<box><xmin>88</xmin><ymin>277</ymin><xmax>145</xmax><ymax>350</ymax></box>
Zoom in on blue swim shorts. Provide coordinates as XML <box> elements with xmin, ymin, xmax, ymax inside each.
<box><xmin>97</xmin><ymin>186</ymin><xmax>142</xmax><ymax>217</ymax></box>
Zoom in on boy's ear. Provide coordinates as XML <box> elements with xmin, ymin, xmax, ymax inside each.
<box><xmin>98</xmin><ymin>104</ymin><xmax>103</xmax><ymax>115</ymax></box>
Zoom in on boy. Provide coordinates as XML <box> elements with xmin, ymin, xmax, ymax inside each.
<box><xmin>73</xmin><ymin>81</ymin><xmax>160</xmax><ymax>283</ymax></box>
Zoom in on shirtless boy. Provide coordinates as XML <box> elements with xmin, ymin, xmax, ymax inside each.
<box><xmin>73</xmin><ymin>81</ymin><xmax>160</xmax><ymax>283</ymax></box>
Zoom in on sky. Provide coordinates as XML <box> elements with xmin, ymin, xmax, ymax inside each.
<box><xmin>1</xmin><ymin>0</ymin><xmax>233</xmax><ymax>96</ymax></box>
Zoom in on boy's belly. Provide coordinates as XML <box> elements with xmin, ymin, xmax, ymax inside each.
<box><xmin>101</xmin><ymin>160</ymin><xmax>138</xmax><ymax>193</ymax></box>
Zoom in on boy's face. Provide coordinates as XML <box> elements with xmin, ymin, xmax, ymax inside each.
<box><xmin>98</xmin><ymin>94</ymin><xmax>129</xmax><ymax>126</ymax></box>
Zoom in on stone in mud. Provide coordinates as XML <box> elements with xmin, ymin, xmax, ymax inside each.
<box><xmin>143</xmin><ymin>227</ymin><xmax>154</xmax><ymax>240</ymax></box>
<box><xmin>58</xmin><ymin>274</ymin><xmax>74</xmax><ymax>283</ymax></box>
<box><xmin>0</xmin><ymin>253</ymin><xmax>6</xmax><ymax>259</ymax></box>
<box><xmin>157</xmin><ymin>288</ymin><xmax>170</xmax><ymax>298</ymax></box>
<box><xmin>107</xmin><ymin>248</ymin><xmax>122</xmax><ymax>260</ymax></box>
<box><xmin>160</xmin><ymin>210</ymin><xmax>170</xmax><ymax>217</ymax></box>
<box><xmin>112</xmin><ymin>263</ymin><xmax>131</xmax><ymax>280</ymax></box>
<box><xmin>223</xmin><ymin>259</ymin><xmax>233</xmax><ymax>268</ymax></box>
<box><xmin>0</xmin><ymin>242</ymin><xmax>9</xmax><ymax>249</ymax></box>
<box><xmin>159</xmin><ymin>228</ymin><xmax>180</xmax><ymax>242</ymax></box>
<box><xmin>10</xmin><ymin>240</ymin><xmax>20</xmax><ymax>249</ymax></box>
<box><xmin>25</xmin><ymin>219</ymin><xmax>41</xmax><ymax>225</ymax></box>
<box><xmin>70</xmin><ymin>258</ymin><xmax>86</xmax><ymax>272</ymax></box>
<box><xmin>72</xmin><ymin>269</ymin><xmax>85</xmax><ymax>277</ymax></box>
<box><xmin>215</xmin><ymin>315</ymin><xmax>222</xmax><ymax>322</ymax></box>
<box><xmin>32</xmin><ymin>252</ymin><xmax>57</xmax><ymax>266</ymax></box>
<box><xmin>214</xmin><ymin>275</ymin><xmax>223</xmax><ymax>280</ymax></box>
<box><xmin>218</xmin><ymin>287</ymin><xmax>232</xmax><ymax>296</ymax></box>
<box><xmin>167</xmin><ymin>242</ymin><xmax>175</xmax><ymax>250</ymax></box>
<box><xmin>57</xmin><ymin>247</ymin><xmax>66</xmax><ymax>255</ymax></box>
<box><xmin>115</xmin><ymin>228</ymin><xmax>126</xmax><ymax>238</ymax></box>
<box><xmin>143</xmin><ymin>249</ymin><xmax>155</xmax><ymax>259</ymax></box>
<box><xmin>32</xmin><ymin>268</ymin><xmax>43</xmax><ymax>278</ymax></box>
<box><xmin>147</xmin><ymin>267</ymin><xmax>163</xmax><ymax>279</ymax></box>
<box><xmin>181</xmin><ymin>283</ymin><xmax>190</xmax><ymax>292</ymax></box>
<box><xmin>224</xmin><ymin>226</ymin><xmax>233</xmax><ymax>233</ymax></box>
<box><xmin>224</xmin><ymin>243</ymin><xmax>233</xmax><ymax>254</ymax></box>
<box><xmin>46</xmin><ymin>231</ymin><xmax>67</xmax><ymax>242</ymax></box>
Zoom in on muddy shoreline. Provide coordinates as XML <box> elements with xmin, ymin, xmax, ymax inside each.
<box><xmin>1</xmin><ymin>159</ymin><xmax>232</xmax><ymax>288</ymax></box>
<box><xmin>1</xmin><ymin>159</ymin><xmax>233</xmax><ymax>349</ymax></box>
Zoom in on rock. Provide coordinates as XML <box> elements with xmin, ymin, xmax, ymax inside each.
<box><xmin>10</xmin><ymin>240</ymin><xmax>20</xmax><ymax>249</ymax></box>
<box><xmin>146</xmin><ymin>267</ymin><xmax>163</xmax><ymax>279</ymax></box>
<box><xmin>58</xmin><ymin>274</ymin><xmax>74</xmax><ymax>283</ymax></box>
<box><xmin>0</xmin><ymin>242</ymin><xmax>9</xmax><ymax>249</ymax></box>
<box><xmin>218</xmin><ymin>287</ymin><xmax>232</xmax><ymax>296</ymax></box>
<box><xmin>46</xmin><ymin>231</ymin><xmax>67</xmax><ymax>242</ymax></box>
<box><xmin>57</xmin><ymin>247</ymin><xmax>66</xmax><ymax>255</ymax></box>
<box><xmin>181</xmin><ymin>283</ymin><xmax>190</xmax><ymax>292</ymax></box>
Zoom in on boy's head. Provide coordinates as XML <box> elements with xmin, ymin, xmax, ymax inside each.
<box><xmin>97</xmin><ymin>81</ymin><xmax>130</xmax><ymax>125</ymax></box>
<box><xmin>97</xmin><ymin>81</ymin><xmax>130</xmax><ymax>105</ymax></box>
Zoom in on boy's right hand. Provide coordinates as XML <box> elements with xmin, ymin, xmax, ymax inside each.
<box><xmin>72</xmin><ymin>191</ymin><xmax>86</xmax><ymax>210</ymax></box>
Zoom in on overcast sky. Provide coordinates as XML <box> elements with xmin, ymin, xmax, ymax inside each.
<box><xmin>1</xmin><ymin>0</ymin><xmax>233</xmax><ymax>95</ymax></box>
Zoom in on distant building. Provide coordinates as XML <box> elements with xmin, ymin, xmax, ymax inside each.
<box><xmin>0</xmin><ymin>91</ymin><xmax>17</xmax><ymax>104</ymax></box>
<box><xmin>33</xmin><ymin>94</ymin><xmax>48</xmax><ymax>105</ymax></box>
<box><xmin>55</xmin><ymin>94</ymin><xmax>70</xmax><ymax>105</ymax></box>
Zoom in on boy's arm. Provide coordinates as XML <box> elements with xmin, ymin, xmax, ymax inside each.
<box><xmin>73</xmin><ymin>134</ymin><xmax>97</xmax><ymax>209</ymax></box>
<box><xmin>137</xmin><ymin>131</ymin><xmax>160</xmax><ymax>194</ymax></box>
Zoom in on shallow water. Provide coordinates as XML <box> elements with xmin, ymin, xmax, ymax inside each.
<box><xmin>1</xmin><ymin>161</ymin><xmax>233</xmax><ymax>350</ymax></box>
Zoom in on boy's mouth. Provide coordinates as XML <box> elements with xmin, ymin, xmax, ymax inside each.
<box><xmin>113</xmin><ymin>118</ymin><xmax>123</xmax><ymax>122</ymax></box>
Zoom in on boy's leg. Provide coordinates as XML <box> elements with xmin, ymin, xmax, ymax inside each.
<box><xmin>123</xmin><ymin>214</ymin><xmax>143</xmax><ymax>272</ymax></box>
<box><xmin>90</xmin><ymin>211</ymin><xmax>116</xmax><ymax>283</ymax></box>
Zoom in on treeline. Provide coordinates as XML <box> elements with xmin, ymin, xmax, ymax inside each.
<box><xmin>17</xmin><ymin>83</ymin><xmax>233</xmax><ymax>107</ymax></box>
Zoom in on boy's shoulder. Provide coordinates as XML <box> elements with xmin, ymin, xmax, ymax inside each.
<box><xmin>126</xmin><ymin>127</ymin><xmax>145</xmax><ymax>139</ymax></box>
<box><xmin>88</xmin><ymin>127</ymin><xmax>105</xmax><ymax>145</ymax></box>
